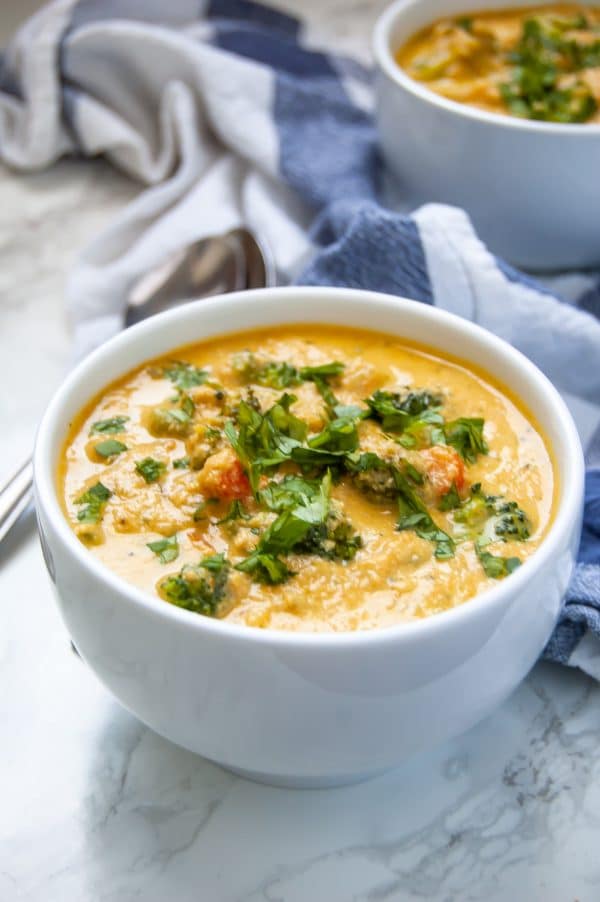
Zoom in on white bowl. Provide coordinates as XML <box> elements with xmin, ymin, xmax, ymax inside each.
<box><xmin>33</xmin><ymin>287</ymin><xmax>584</xmax><ymax>788</ymax></box>
<box><xmin>373</xmin><ymin>0</ymin><xmax>600</xmax><ymax>270</ymax></box>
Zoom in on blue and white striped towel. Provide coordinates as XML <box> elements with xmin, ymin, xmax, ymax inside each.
<box><xmin>1</xmin><ymin>0</ymin><xmax>599</xmax><ymax>676</ymax></box>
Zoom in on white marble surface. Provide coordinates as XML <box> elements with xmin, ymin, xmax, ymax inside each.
<box><xmin>1</xmin><ymin>3</ymin><xmax>600</xmax><ymax>900</ymax></box>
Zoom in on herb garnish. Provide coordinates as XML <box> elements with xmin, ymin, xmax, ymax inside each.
<box><xmin>235</xmin><ymin>551</ymin><xmax>294</xmax><ymax>584</ymax></box>
<box><xmin>135</xmin><ymin>457</ymin><xmax>167</xmax><ymax>484</ymax></box>
<box><xmin>162</xmin><ymin>361</ymin><xmax>209</xmax><ymax>390</ymax></box>
<box><xmin>475</xmin><ymin>542</ymin><xmax>522</xmax><ymax>579</ymax></box>
<box><xmin>224</xmin><ymin>394</ymin><xmax>307</xmax><ymax>491</ymax></box>
<box><xmin>94</xmin><ymin>439</ymin><xmax>127</xmax><ymax>459</ymax></box>
<box><xmin>308</xmin><ymin>415</ymin><xmax>360</xmax><ymax>453</ymax></box>
<box><xmin>235</xmin><ymin>471</ymin><xmax>334</xmax><ymax>583</ymax></box>
<box><xmin>75</xmin><ymin>481</ymin><xmax>112</xmax><ymax>523</ymax></box>
<box><xmin>90</xmin><ymin>416</ymin><xmax>129</xmax><ymax>435</ymax></box>
<box><xmin>299</xmin><ymin>362</ymin><xmax>346</xmax><ymax>413</ymax></box>
<box><xmin>439</xmin><ymin>482</ymin><xmax>461</xmax><ymax>511</ymax></box>
<box><xmin>213</xmin><ymin>362</ymin><xmax>526</xmax><ymax>585</ymax></box>
<box><xmin>147</xmin><ymin>534</ymin><xmax>179</xmax><ymax>564</ymax></box>
<box><xmin>500</xmin><ymin>16</ymin><xmax>598</xmax><ymax>123</ymax></box>
<box><xmin>218</xmin><ymin>499</ymin><xmax>251</xmax><ymax>524</ymax></box>
<box><xmin>443</xmin><ymin>418</ymin><xmax>488</xmax><ymax>463</ymax></box>
<box><xmin>233</xmin><ymin>353</ymin><xmax>302</xmax><ymax>389</ymax></box>
<box><xmin>346</xmin><ymin>451</ymin><xmax>454</xmax><ymax>558</ymax></box>
<box><xmin>232</xmin><ymin>355</ymin><xmax>346</xmax><ymax>414</ymax></box>
<box><xmin>173</xmin><ymin>456</ymin><xmax>190</xmax><ymax>469</ymax></box>
<box><xmin>394</xmin><ymin>468</ymin><xmax>455</xmax><ymax>559</ymax></box>
<box><xmin>366</xmin><ymin>389</ymin><xmax>442</xmax><ymax>433</ymax></box>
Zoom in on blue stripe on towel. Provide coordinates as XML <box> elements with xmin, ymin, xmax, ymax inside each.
<box><xmin>0</xmin><ymin>52</ymin><xmax>21</xmax><ymax>100</ymax></box>
<box><xmin>275</xmin><ymin>76</ymin><xmax>378</xmax><ymax>209</ymax></box>
<box><xmin>300</xmin><ymin>203</ymin><xmax>433</xmax><ymax>305</ymax></box>
<box><xmin>207</xmin><ymin>0</ymin><xmax>299</xmax><ymax>36</ymax></box>
<box><xmin>578</xmin><ymin>282</ymin><xmax>600</xmax><ymax>320</ymax></box>
<box><xmin>579</xmin><ymin>469</ymin><xmax>600</xmax><ymax>565</ymax></box>
<box><xmin>544</xmin><ymin>468</ymin><xmax>600</xmax><ymax>663</ymax></box>
<box><xmin>214</xmin><ymin>29</ymin><xmax>339</xmax><ymax>77</ymax></box>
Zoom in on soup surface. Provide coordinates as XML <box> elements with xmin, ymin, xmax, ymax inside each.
<box><xmin>60</xmin><ymin>325</ymin><xmax>555</xmax><ymax>632</ymax></box>
<box><xmin>397</xmin><ymin>4</ymin><xmax>600</xmax><ymax>123</ymax></box>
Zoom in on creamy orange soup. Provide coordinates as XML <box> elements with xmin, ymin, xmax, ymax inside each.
<box><xmin>60</xmin><ymin>326</ymin><xmax>555</xmax><ymax>633</ymax></box>
<box><xmin>397</xmin><ymin>5</ymin><xmax>600</xmax><ymax>123</ymax></box>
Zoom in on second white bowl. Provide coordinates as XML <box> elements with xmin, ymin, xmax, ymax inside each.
<box><xmin>373</xmin><ymin>0</ymin><xmax>600</xmax><ymax>270</ymax></box>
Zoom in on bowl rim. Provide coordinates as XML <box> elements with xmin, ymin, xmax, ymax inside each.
<box><xmin>373</xmin><ymin>0</ymin><xmax>600</xmax><ymax>136</ymax></box>
<box><xmin>34</xmin><ymin>286</ymin><xmax>584</xmax><ymax>649</ymax></box>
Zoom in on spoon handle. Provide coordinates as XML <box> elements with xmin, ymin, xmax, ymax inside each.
<box><xmin>0</xmin><ymin>458</ymin><xmax>34</xmax><ymax>545</ymax></box>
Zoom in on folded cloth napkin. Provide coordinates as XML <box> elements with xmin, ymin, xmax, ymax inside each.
<box><xmin>1</xmin><ymin>0</ymin><xmax>599</xmax><ymax>676</ymax></box>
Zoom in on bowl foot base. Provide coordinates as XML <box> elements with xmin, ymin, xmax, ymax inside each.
<box><xmin>223</xmin><ymin>764</ymin><xmax>390</xmax><ymax>789</ymax></box>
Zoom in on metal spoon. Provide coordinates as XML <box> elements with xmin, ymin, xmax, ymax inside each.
<box><xmin>0</xmin><ymin>228</ymin><xmax>274</xmax><ymax>547</ymax></box>
<box><xmin>126</xmin><ymin>228</ymin><xmax>274</xmax><ymax>324</ymax></box>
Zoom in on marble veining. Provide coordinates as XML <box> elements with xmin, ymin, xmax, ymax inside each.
<box><xmin>1</xmin><ymin>2</ymin><xmax>600</xmax><ymax>900</ymax></box>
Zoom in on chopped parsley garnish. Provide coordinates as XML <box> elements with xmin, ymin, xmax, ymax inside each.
<box><xmin>443</xmin><ymin>418</ymin><xmax>488</xmax><ymax>463</ymax></box>
<box><xmin>90</xmin><ymin>416</ymin><xmax>129</xmax><ymax>435</ymax></box>
<box><xmin>344</xmin><ymin>450</ymin><xmax>387</xmax><ymax>473</ymax></box>
<box><xmin>308</xmin><ymin>414</ymin><xmax>360</xmax><ymax>453</ymax></box>
<box><xmin>299</xmin><ymin>362</ymin><xmax>346</xmax><ymax>413</ymax></box>
<box><xmin>235</xmin><ymin>551</ymin><xmax>294</xmax><ymax>584</ymax></box>
<box><xmin>439</xmin><ymin>482</ymin><xmax>461</xmax><ymax>511</ymax></box>
<box><xmin>75</xmin><ymin>481</ymin><xmax>112</xmax><ymax>524</ymax></box>
<box><xmin>500</xmin><ymin>16</ymin><xmax>599</xmax><ymax>123</ymax></box>
<box><xmin>394</xmin><ymin>469</ymin><xmax>455</xmax><ymax>559</ymax></box>
<box><xmin>233</xmin><ymin>353</ymin><xmax>302</xmax><ymax>389</ymax></box>
<box><xmin>396</xmin><ymin>408</ymin><xmax>445</xmax><ymax>449</ymax></box>
<box><xmin>173</xmin><ymin>456</ymin><xmax>190</xmax><ymax>469</ymax></box>
<box><xmin>159</xmin><ymin>553</ymin><xmax>229</xmax><ymax>616</ymax></box>
<box><xmin>366</xmin><ymin>393</ymin><xmax>487</xmax><ymax>461</ymax></box>
<box><xmin>235</xmin><ymin>471</ymin><xmax>334</xmax><ymax>582</ymax></box>
<box><xmin>475</xmin><ymin>541</ymin><xmax>522</xmax><ymax>580</ymax></box>
<box><xmin>224</xmin><ymin>394</ymin><xmax>307</xmax><ymax>491</ymax></box>
<box><xmin>200</xmin><ymin>552</ymin><xmax>229</xmax><ymax>572</ymax></box>
<box><xmin>299</xmin><ymin>362</ymin><xmax>345</xmax><ymax>379</ymax></box>
<box><xmin>162</xmin><ymin>361</ymin><xmax>209</xmax><ymax>390</ymax></box>
<box><xmin>346</xmin><ymin>450</ymin><xmax>454</xmax><ymax>559</ymax></box>
<box><xmin>174</xmin><ymin>355</ymin><xmax>529</xmax><ymax>590</ymax></box>
<box><xmin>259</xmin><ymin>474</ymin><xmax>322</xmax><ymax>512</ymax></box>
<box><xmin>218</xmin><ymin>499</ymin><xmax>251</xmax><ymax>524</ymax></box>
<box><xmin>135</xmin><ymin>457</ymin><xmax>167</xmax><ymax>484</ymax></box>
<box><xmin>366</xmin><ymin>389</ymin><xmax>442</xmax><ymax>433</ymax></box>
<box><xmin>94</xmin><ymin>438</ymin><xmax>127</xmax><ymax>459</ymax></box>
<box><xmin>232</xmin><ymin>355</ymin><xmax>346</xmax><ymax>413</ymax></box>
<box><xmin>147</xmin><ymin>534</ymin><xmax>179</xmax><ymax>564</ymax></box>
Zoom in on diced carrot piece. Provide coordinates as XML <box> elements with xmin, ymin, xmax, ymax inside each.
<box><xmin>420</xmin><ymin>445</ymin><xmax>465</xmax><ymax>497</ymax></box>
<box><xmin>197</xmin><ymin>448</ymin><xmax>251</xmax><ymax>500</ymax></box>
<box><xmin>217</xmin><ymin>459</ymin><xmax>251</xmax><ymax>500</ymax></box>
